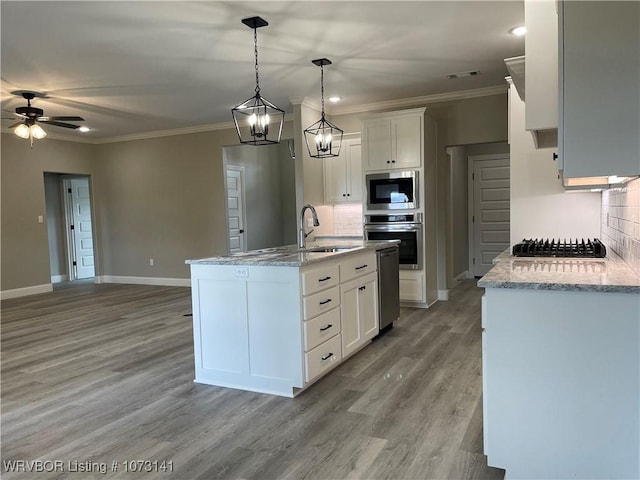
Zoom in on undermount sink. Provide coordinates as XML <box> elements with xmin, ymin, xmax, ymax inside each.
<box><xmin>301</xmin><ymin>246</ymin><xmax>359</xmax><ymax>253</ymax></box>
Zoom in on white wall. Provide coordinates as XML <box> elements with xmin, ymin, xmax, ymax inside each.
<box><xmin>602</xmin><ymin>177</ymin><xmax>640</xmax><ymax>275</ymax></box>
<box><xmin>509</xmin><ymin>84</ymin><xmax>601</xmax><ymax>243</ymax></box>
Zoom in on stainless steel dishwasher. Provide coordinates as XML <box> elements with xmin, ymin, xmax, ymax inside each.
<box><xmin>377</xmin><ymin>246</ymin><xmax>400</xmax><ymax>333</ymax></box>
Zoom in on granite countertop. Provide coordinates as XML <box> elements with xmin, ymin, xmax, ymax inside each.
<box><xmin>186</xmin><ymin>238</ymin><xmax>399</xmax><ymax>267</ymax></box>
<box><xmin>478</xmin><ymin>248</ymin><xmax>640</xmax><ymax>294</ymax></box>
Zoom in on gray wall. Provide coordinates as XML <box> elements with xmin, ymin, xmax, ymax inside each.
<box><xmin>223</xmin><ymin>143</ymin><xmax>296</xmax><ymax>251</ymax></box>
<box><xmin>43</xmin><ymin>173</ymin><xmax>67</xmax><ymax>279</ymax></box>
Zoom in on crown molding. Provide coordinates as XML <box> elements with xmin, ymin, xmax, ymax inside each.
<box><xmin>331</xmin><ymin>85</ymin><xmax>508</xmax><ymax>117</ymax></box>
<box><xmin>1</xmin><ymin>85</ymin><xmax>507</xmax><ymax>145</ymax></box>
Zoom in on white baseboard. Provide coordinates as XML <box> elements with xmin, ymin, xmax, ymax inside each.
<box><xmin>453</xmin><ymin>271</ymin><xmax>469</xmax><ymax>282</ymax></box>
<box><xmin>96</xmin><ymin>276</ymin><xmax>191</xmax><ymax>287</ymax></box>
<box><xmin>1</xmin><ymin>283</ymin><xmax>53</xmax><ymax>300</ymax></box>
<box><xmin>437</xmin><ymin>289</ymin><xmax>449</xmax><ymax>301</ymax></box>
<box><xmin>51</xmin><ymin>274</ymin><xmax>69</xmax><ymax>283</ymax></box>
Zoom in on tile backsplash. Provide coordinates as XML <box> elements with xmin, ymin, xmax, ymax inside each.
<box><xmin>333</xmin><ymin>204</ymin><xmax>364</xmax><ymax>236</ymax></box>
<box><xmin>601</xmin><ymin>177</ymin><xmax>640</xmax><ymax>275</ymax></box>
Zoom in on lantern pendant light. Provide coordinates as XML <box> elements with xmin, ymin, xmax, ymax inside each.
<box><xmin>231</xmin><ymin>16</ymin><xmax>284</xmax><ymax>146</ymax></box>
<box><xmin>304</xmin><ymin>58</ymin><xmax>343</xmax><ymax>158</ymax></box>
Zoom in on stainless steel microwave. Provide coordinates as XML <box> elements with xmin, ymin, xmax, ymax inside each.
<box><xmin>365</xmin><ymin>171</ymin><xmax>418</xmax><ymax>210</ymax></box>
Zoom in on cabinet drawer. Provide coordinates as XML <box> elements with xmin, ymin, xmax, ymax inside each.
<box><xmin>303</xmin><ymin>285</ymin><xmax>340</xmax><ymax>320</ymax></box>
<box><xmin>305</xmin><ymin>334</ymin><xmax>342</xmax><ymax>382</ymax></box>
<box><xmin>304</xmin><ymin>307</ymin><xmax>341</xmax><ymax>352</ymax></box>
<box><xmin>341</xmin><ymin>252</ymin><xmax>377</xmax><ymax>283</ymax></box>
<box><xmin>301</xmin><ymin>263</ymin><xmax>340</xmax><ymax>296</ymax></box>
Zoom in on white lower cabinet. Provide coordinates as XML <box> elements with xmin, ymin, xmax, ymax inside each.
<box><xmin>341</xmin><ymin>272</ymin><xmax>378</xmax><ymax>359</ymax></box>
<box><xmin>399</xmin><ymin>270</ymin><xmax>425</xmax><ymax>303</ymax></box>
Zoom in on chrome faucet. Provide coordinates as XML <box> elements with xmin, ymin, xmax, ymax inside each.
<box><xmin>299</xmin><ymin>204</ymin><xmax>320</xmax><ymax>249</ymax></box>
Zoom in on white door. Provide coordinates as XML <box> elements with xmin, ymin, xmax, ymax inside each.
<box><xmin>226</xmin><ymin>166</ymin><xmax>246</xmax><ymax>253</ymax></box>
<box><xmin>470</xmin><ymin>156</ymin><xmax>510</xmax><ymax>277</ymax></box>
<box><xmin>66</xmin><ymin>177</ymin><xmax>95</xmax><ymax>279</ymax></box>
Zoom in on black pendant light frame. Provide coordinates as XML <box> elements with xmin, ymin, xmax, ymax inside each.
<box><xmin>304</xmin><ymin>58</ymin><xmax>343</xmax><ymax>159</ymax></box>
<box><xmin>232</xmin><ymin>16</ymin><xmax>284</xmax><ymax>146</ymax></box>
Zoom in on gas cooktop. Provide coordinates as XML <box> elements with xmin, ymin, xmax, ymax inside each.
<box><xmin>512</xmin><ymin>238</ymin><xmax>607</xmax><ymax>258</ymax></box>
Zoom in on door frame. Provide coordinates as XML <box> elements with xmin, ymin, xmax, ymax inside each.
<box><xmin>61</xmin><ymin>175</ymin><xmax>96</xmax><ymax>281</ymax></box>
<box><xmin>467</xmin><ymin>153</ymin><xmax>510</xmax><ymax>278</ymax></box>
<box><xmin>224</xmin><ymin>164</ymin><xmax>247</xmax><ymax>254</ymax></box>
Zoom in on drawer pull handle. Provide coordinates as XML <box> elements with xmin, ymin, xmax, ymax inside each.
<box><xmin>321</xmin><ymin>353</ymin><xmax>333</xmax><ymax>361</ymax></box>
<box><xmin>319</xmin><ymin>299</ymin><xmax>332</xmax><ymax>305</ymax></box>
<box><xmin>320</xmin><ymin>324</ymin><xmax>333</xmax><ymax>331</ymax></box>
<box><xmin>319</xmin><ymin>276</ymin><xmax>332</xmax><ymax>282</ymax></box>
<box><xmin>355</xmin><ymin>264</ymin><xmax>368</xmax><ymax>270</ymax></box>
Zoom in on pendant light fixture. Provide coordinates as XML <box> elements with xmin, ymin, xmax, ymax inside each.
<box><xmin>231</xmin><ymin>16</ymin><xmax>284</xmax><ymax>146</ymax></box>
<box><xmin>304</xmin><ymin>58</ymin><xmax>343</xmax><ymax>158</ymax></box>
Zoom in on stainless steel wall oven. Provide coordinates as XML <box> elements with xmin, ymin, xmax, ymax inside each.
<box><xmin>364</xmin><ymin>213</ymin><xmax>423</xmax><ymax>270</ymax></box>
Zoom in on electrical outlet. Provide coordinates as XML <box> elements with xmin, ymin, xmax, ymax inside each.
<box><xmin>37</xmin><ymin>215</ymin><xmax>44</xmax><ymax>224</ymax></box>
<box><xmin>235</xmin><ymin>267</ymin><xmax>248</xmax><ymax>277</ymax></box>
<box><xmin>149</xmin><ymin>258</ymin><xmax>154</xmax><ymax>266</ymax></box>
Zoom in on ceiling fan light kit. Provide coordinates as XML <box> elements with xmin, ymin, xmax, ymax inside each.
<box><xmin>9</xmin><ymin>91</ymin><xmax>85</xmax><ymax>147</ymax></box>
<box><xmin>232</xmin><ymin>16</ymin><xmax>284</xmax><ymax>146</ymax></box>
<box><xmin>304</xmin><ymin>58</ymin><xmax>344</xmax><ymax>159</ymax></box>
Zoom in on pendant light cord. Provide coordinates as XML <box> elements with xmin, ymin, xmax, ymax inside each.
<box><xmin>320</xmin><ymin>63</ymin><xmax>325</xmax><ymax>119</ymax></box>
<box><xmin>254</xmin><ymin>27</ymin><xmax>260</xmax><ymax>95</ymax></box>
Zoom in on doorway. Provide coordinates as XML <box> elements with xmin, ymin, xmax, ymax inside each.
<box><xmin>225</xmin><ymin>165</ymin><xmax>246</xmax><ymax>253</ymax></box>
<box><xmin>44</xmin><ymin>173</ymin><xmax>96</xmax><ymax>282</ymax></box>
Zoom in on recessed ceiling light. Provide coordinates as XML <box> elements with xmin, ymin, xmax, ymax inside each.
<box><xmin>78</xmin><ymin>126</ymin><xmax>90</xmax><ymax>133</ymax></box>
<box><xmin>328</xmin><ymin>96</ymin><xmax>341</xmax><ymax>103</ymax></box>
<box><xmin>509</xmin><ymin>26</ymin><xmax>526</xmax><ymax>37</ymax></box>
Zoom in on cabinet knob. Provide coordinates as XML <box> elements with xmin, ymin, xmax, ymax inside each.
<box><xmin>386</xmin><ymin>160</ymin><xmax>391</xmax><ymax>164</ymax></box>
<box><xmin>391</xmin><ymin>160</ymin><xmax>396</xmax><ymax>163</ymax></box>
<box><xmin>347</xmin><ymin>193</ymin><xmax>350</xmax><ymax>197</ymax></box>
<box><xmin>553</xmin><ymin>153</ymin><xmax>558</xmax><ymax>161</ymax></box>
<box><xmin>342</xmin><ymin>193</ymin><xmax>346</xmax><ymax>197</ymax></box>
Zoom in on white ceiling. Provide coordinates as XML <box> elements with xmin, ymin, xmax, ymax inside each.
<box><xmin>1</xmin><ymin>1</ymin><xmax>524</xmax><ymax>141</ymax></box>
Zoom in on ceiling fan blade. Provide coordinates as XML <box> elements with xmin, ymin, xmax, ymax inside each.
<box><xmin>46</xmin><ymin>116</ymin><xmax>85</xmax><ymax>122</ymax></box>
<box><xmin>39</xmin><ymin>120</ymin><xmax>80</xmax><ymax>129</ymax></box>
<box><xmin>8</xmin><ymin>121</ymin><xmax>24</xmax><ymax>129</ymax></box>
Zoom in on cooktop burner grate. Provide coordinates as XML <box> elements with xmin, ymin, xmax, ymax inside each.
<box><xmin>512</xmin><ymin>238</ymin><xmax>607</xmax><ymax>258</ymax></box>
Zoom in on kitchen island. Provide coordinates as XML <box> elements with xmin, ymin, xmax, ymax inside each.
<box><xmin>186</xmin><ymin>240</ymin><xmax>398</xmax><ymax>397</ymax></box>
<box><xmin>478</xmin><ymin>251</ymin><xmax>640</xmax><ymax>479</ymax></box>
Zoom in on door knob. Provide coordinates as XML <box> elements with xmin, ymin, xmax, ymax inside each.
<box><xmin>239</xmin><ymin>229</ymin><xmax>244</xmax><ymax>233</ymax></box>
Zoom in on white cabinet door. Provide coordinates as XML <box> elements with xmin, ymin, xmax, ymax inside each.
<box><xmin>323</xmin><ymin>138</ymin><xmax>362</xmax><ymax>204</ymax></box>
<box><xmin>340</xmin><ymin>272</ymin><xmax>378</xmax><ymax>359</ymax></box>
<box><xmin>392</xmin><ymin>115</ymin><xmax>422</xmax><ymax>169</ymax></box>
<box><xmin>362</xmin><ymin>110</ymin><xmax>424</xmax><ymax>171</ymax></box>
<box><xmin>362</xmin><ymin>119</ymin><xmax>392</xmax><ymax>171</ymax></box>
<box><xmin>559</xmin><ymin>1</ymin><xmax>640</xmax><ymax>179</ymax></box>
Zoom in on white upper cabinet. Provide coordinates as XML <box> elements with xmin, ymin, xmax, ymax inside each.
<box><xmin>559</xmin><ymin>1</ymin><xmax>640</xmax><ymax>180</ymax></box>
<box><xmin>323</xmin><ymin>137</ymin><xmax>362</xmax><ymax>204</ymax></box>
<box><xmin>362</xmin><ymin>109</ymin><xmax>424</xmax><ymax>171</ymax></box>
<box><xmin>524</xmin><ymin>0</ymin><xmax>558</xmax><ymax>148</ymax></box>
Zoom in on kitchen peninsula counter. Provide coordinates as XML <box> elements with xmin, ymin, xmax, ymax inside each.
<box><xmin>479</xmin><ymin>247</ymin><xmax>640</xmax><ymax>479</ymax></box>
<box><xmin>478</xmin><ymin>249</ymin><xmax>640</xmax><ymax>293</ymax></box>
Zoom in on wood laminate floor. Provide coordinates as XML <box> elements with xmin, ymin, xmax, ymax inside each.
<box><xmin>1</xmin><ymin>279</ymin><xmax>504</xmax><ymax>480</ymax></box>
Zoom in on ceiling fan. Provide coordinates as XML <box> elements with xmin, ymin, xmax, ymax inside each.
<box><xmin>4</xmin><ymin>91</ymin><xmax>86</xmax><ymax>146</ymax></box>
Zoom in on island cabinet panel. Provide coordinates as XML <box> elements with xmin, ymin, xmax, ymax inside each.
<box><xmin>482</xmin><ymin>287</ymin><xmax>640</xmax><ymax>479</ymax></box>
<box><xmin>190</xmin><ymin>264</ymin><xmax>304</xmax><ymax>397</ymax></box>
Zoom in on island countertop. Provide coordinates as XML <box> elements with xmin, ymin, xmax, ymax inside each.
<box><xmin>477</xmin><ymin>249</ymin><xmax>640</xmax><ymax>293</ymax></box>
<box><xmin>186</xmin><ymin>239</ymin><xmax>399</xmax><ymax>267</ymax></box>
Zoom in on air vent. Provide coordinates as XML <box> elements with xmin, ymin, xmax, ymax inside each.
<box><xmin>447</xmin><ymin>70</ymin><xmax>480</xmax><ymax>79</ymax></box>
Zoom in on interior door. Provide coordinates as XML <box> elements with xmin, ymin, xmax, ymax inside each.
<box><xmin>471</xmin><ymin>156</ymin><xmax>510</xmax><ymax>277</ymax></box>
<box><xmin>67</xmin><ymin>177</ymin><xmax>95</xmax><ymax>279</ymax></box>
<box><xmin>226</xmin><ymin>166</ymin><xmax>246</xmax><ymax>253</ymax></box>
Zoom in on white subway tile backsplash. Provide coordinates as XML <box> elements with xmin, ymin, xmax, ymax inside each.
<box><xmin>332</xmin><ymin>204</ymin><xmax>363</xmax><ymax>236</ymax></box>
<box><xmin>602</xmin><ymin>177</ymin><xmax>640</xmax><ymax>275</ymax></box>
